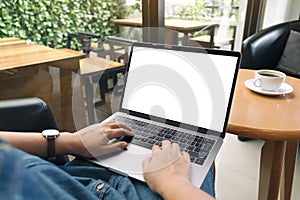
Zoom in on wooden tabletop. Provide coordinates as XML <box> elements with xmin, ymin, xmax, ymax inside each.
<box><xmin>0</xmin><ymin>38</ymin><xmax>85</xmax><ymax>70</ymax></box>
<box><xmin>0</xmin><ymin>38</ymin><xmax>86</xmax><ymax>131</ymax></box>
<box><xmin>80</xmin><ymin>57</ymin><xmax>124</xmax><ymax>76</ymax></box>
<box><xmin>228</xmin><ymin>69</ymin><xmax>300</xmax><ymax>140</ymax></box>
<box><xmin>112</xmin><ymin>18</ymin><xmax>217</xmax><ymax>33</ymax></box>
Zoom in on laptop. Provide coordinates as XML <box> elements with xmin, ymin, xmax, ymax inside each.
<box><xmin>91</xmin><ymin>42</ymin><xmax>241</xmax><ymax>187</ymax></box>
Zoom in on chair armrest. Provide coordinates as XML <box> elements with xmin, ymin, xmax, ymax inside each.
<box><xmin>0</xmin><ymin>97</ymin><xmax>57</xmax><ymax>132</ymax></box>
<box><xmin>0</xmin><ymin>97</ymin><xmax>68</xmax><ymax>165</ymax></box>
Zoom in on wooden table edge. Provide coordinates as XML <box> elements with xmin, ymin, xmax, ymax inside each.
<box><xmin>227</xmin><ymin>124</ymin><xmax>300</xmax><ymax>141</ymax></box>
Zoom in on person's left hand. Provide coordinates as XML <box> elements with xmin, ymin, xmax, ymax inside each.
<box><xmin>73</xmin><ymin>121</ymin><xmax>133</xmax><ymax>158</ymax></box>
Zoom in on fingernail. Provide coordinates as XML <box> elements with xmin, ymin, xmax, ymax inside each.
<box><xmin>123</xmin><ymin>128</ymin><xmax>134</xmax><ymax>135</ymax></box>
<box><xmin>121</xmin><ymin>143</ymin><xmax>128</xmax><ymax>149</ymax></box>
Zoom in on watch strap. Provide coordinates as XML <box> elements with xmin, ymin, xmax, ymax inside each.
<box><xmin>47</xmin><ymin>137</ymin><xmax>56</xmax><ymax>160</ymax></box>
<box><xmin>42</xmin><ymin>129</ymin><xmax>59</xmax><ymax>160</ymax></box>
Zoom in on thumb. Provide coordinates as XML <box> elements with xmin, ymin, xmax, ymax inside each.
<box><xmin>100</xmin><ymin>142</ymin><xmax>128</xmax><ymax>156</ymax></box>
<box><xmin>182</xmin><ymin>151</ymin><xmax>190</xmax><ymax>163</ymax></box>
<box><xmin>142</xmin><ymin>157</ymin><xmax>151</xmax><ymax>171</ymax></box>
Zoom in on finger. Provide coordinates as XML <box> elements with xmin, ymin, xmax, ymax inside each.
<box><xmin>111</xmin><ymin>121</ymin><xmax>132</xmax><ymax>131</ymax></box>
<box><xmin>105</xmin><ymin>128</ymin><xmax>134</xmax><ymax>140</ymax></box>
<box><xmin>161</xmin><ymin>140</ymin><xmax>171</xmax><ymax>149</ymax></box>
<box><xmin>152</xmin><ymin>145</ymin><xmax>160</xmax><ymax>152</ymax></box>
<box><xmin>99</xmin><ymin>121</ymin><xmax>114</xmax><ymax>128</ymax></box>
<box><xmin>181</xmin><ymin>151</ymin><xmax>191</xmax><ymax>163</ymax></box>
<box><xmin>101</xmin><ymin>142</ymin><xmax>128</xmax><ymax>155</ymax></box>
<box><xmin>172</xmin><ymin>143</ymin><xmax>181</xmax><ymax>152</ymax></box>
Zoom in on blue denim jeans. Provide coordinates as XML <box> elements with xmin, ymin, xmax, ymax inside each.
<box><xmin>0</xmin><ymin>140</ymin><xmax>215</xmax><ymax>199</ymax></box>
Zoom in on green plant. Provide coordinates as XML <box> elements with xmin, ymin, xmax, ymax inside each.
<box><xmin>178</xmin><ymin>1</ymin><xmax>207</xmax><ymax>21</ymax></box>
<box><xmin>0</xmin><ymin>0</ymin><xmax>133</xmax><ymax>48</ymax></box>
<box><xmin>178</xmin><ymin>0</ymin><xmax>240</xmax><ymax>21</ymax></box>
<box><xmin>126</xmin><ymin>0</ymin><xmax>142</xmax><ymax>15</ymax></box>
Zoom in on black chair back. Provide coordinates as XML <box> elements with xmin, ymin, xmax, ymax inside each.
<box><xmin>0</xmin><ymin>98</ymin><xmax>68</xmax><ymax>165</ymax></box>
<box><xmin>241</xmin><ymin>20</ymin><xmax>300</xmax><ymax>71</ymax></box>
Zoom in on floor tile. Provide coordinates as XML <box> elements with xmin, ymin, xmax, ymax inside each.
<box><xmin>215</xmin><ymin>133</ymin><xmax>300</xmax><ymax>200</ymax></box>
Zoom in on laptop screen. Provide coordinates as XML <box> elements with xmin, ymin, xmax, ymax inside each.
<box><xmin>121</xmin><ymin>43</ymin><xmax>240</xmax><ymax>133</ymax></box>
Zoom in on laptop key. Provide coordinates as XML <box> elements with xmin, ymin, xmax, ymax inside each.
<box><xmin>148</xmin><ymin>139</ymin><xmax>155</xmax><ymax>145</ymax></box>
<box><xmin>194</xmin><ymin>159</ymin><xmax>204</xmax><ymax>165</ymax></box>
<box><xmin>190</xmin><ymin>157</ymin><xmax>197</xmax><ymax>163</ymax></box>
<box><xmin>180</xmin><ymin>138</ymin><xmax>187</xmax><ymax>143</ymax></box>
<box><xmin>187</xmin><ymin>146</ymin><xmax>195</xmax><ymax>151</ymax></box>
<box><xmin>114</xmin><ymin>115</ymin><xmax>215</xmax><ymax>166</ymax></box>
<box><xmin>131</xmin><ymin>139</ymin><xmax>153</xmax><ymax>149</ymax></box>
<box><xmin>164</xmin><ymin>134</ymin><xmax>173</xmax><ymax>139</ymax></box>
<box><xmin>157</xmin><ymin>132</ymin><xmax>165</xmax><ymax>137</ymax></box>
<box><xmin>172</xmin><ymin>136</ymin><xmax>181</xmax><ymax>142</ymax></box>
<box><xmin>157</xmin><ymin>136</ymin><xmax>163</xmax><ymax>141</ymax></box>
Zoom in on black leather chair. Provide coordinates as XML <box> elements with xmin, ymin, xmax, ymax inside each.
<box><xmin>238</xmin><ymin>20</ymin><xmax>300</xmax><ymax>141</ymax></box>
<box><xmin>0</xmin><ymin>97</ymin><xmax>69</xmax><ymax>164</ymax></box>
<box><xmin>240</xmin><ymin>20</ymin><xmax>300</xmax><ymax>71</ymax></box>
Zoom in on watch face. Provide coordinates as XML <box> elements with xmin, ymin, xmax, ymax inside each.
<box><xmin>42</xmin><ymin>129</ymin><xmax>60</xmax><ymax>137</ymax></box>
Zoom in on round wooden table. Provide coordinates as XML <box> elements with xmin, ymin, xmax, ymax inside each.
<box><xmin>228</xmin><ymin>69</ymin><xmax>300</xmax><ymax>200</ymax></box>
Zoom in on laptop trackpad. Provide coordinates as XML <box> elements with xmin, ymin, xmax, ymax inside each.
<box><xmin>97</xmin><ymin>144</ymin><xmax>152</xmax><ymax>174</ymax></box>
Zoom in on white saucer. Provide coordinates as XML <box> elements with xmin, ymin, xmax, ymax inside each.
<box><xmin>244</xmin><ymin>79</ymin><xmax>293</xmax><ymax>96</ymax></box>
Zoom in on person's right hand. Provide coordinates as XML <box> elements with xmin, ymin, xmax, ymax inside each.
<box><xmin>142</xmin><ymin>140</ymin><xmax>214</xmax><ymax>200</ymax></box>
<box><xmin>142</xmin><ymin>140</ymin><xmax>191</xmax><ymax>195</ymax></box>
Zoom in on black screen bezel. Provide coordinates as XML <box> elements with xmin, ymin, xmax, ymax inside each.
<box><xmin>118</xmin><ymin>42</ymin><xmax>241</xmax><ymax>138</ymax></box>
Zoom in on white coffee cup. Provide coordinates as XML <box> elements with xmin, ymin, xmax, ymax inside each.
<box><xmin>253</xmin><ymin>70</ymin><xmax>286</xmax><ymax>91</ymax></box>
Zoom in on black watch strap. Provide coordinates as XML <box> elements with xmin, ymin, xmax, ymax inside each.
<box><xmin>42</xmin><ymin>129</ymin><xmax>59</xmax><ymax>160</ymax></box>
<box><xmin>47</xmin><ymin>137</ymin><xmax>56</xmax><ymax>160</ymax></box>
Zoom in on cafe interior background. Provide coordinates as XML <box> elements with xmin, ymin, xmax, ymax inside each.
<box><xmin>1</xmin><ymin>0</ymin><xmax>300</xmax><ymax>199</ymax></box>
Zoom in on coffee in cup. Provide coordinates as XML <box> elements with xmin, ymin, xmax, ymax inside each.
<box><xmin>253</xmin><ymin>70</ymin><xmax>286</xmax><ymax>91</ymax></box>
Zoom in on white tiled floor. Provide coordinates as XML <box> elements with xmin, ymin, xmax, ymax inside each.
<box><xmin>215</xmin><ymin>133</ymin><xmax>300</xmax><ymax>200</ymax></box>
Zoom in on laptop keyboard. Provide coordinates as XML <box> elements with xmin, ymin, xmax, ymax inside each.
<box><xmin>113</xmin><ymin>115</ymin><xmax>216</xmax><ymax>165</ymax></box>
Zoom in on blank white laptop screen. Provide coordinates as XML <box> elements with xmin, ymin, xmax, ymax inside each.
<box><xmin>121</xmin><ymin>46</ymin><xmax>238</xmax><ymax>132</ymax></box>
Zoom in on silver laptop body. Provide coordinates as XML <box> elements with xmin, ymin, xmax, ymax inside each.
<box><xmin>91</xmin><ymin>42</ymin><xmax>241</xmax><ymax>187</ymax></box>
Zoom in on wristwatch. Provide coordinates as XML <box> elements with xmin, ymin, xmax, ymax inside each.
<box><xmin>42</xmin><ymin>129</ymin><xmax>60</xmax><ymax>160</ymax></box>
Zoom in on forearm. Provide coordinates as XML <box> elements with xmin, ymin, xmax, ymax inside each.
<box><xmin>0</xmin><ymin>122</ymin><xmax>133</xmax><ymax>159</ymax></box>
<box><xmin>0</xmin><ymin>131</ymin><xmax>75</xmax><ymax>158</ymax></box>
<box><xmin>160</xmin><ymin>179</ymin><xmax>215</xmax><ymax>200</ymax></box>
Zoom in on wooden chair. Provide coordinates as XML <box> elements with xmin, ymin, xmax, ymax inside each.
<box><xmin>190</xmin><ymin>20</ymin><xmax>236</xmax><ymax>50</ymax></box>
<box><xmin>65</xmin><ymin>32</ymin><xmax>125</xmax><ymax>124</ymax></box>
<box><xmin>79</xmin><ymin>57</ymin><xmax>124</xmax><ymax>124</ymax></box>
<box><xmin>66</xmin><ymin>32</ymin><xmax>103</xmax><ymax>56</ymax></box>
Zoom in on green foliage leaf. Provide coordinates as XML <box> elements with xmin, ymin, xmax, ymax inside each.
<box><xmin>0</xmin><ymin>0</ymin><xmax>136</xmax><ymax>48</ymax></box>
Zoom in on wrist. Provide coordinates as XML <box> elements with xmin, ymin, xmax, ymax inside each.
<box><xmin>160</xmin><ymin>178</ymin><xmax>214</xmax><ymax>200</ymax></box>
<box><xmin>55</xmin><ymin>132</ymin><xmax>76</xmax><ymax>156</ymax></box>
<box><xmin>157</xmin><ymin>176</ymin><xmax>191</xmax><ymax>199</ymax></box>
